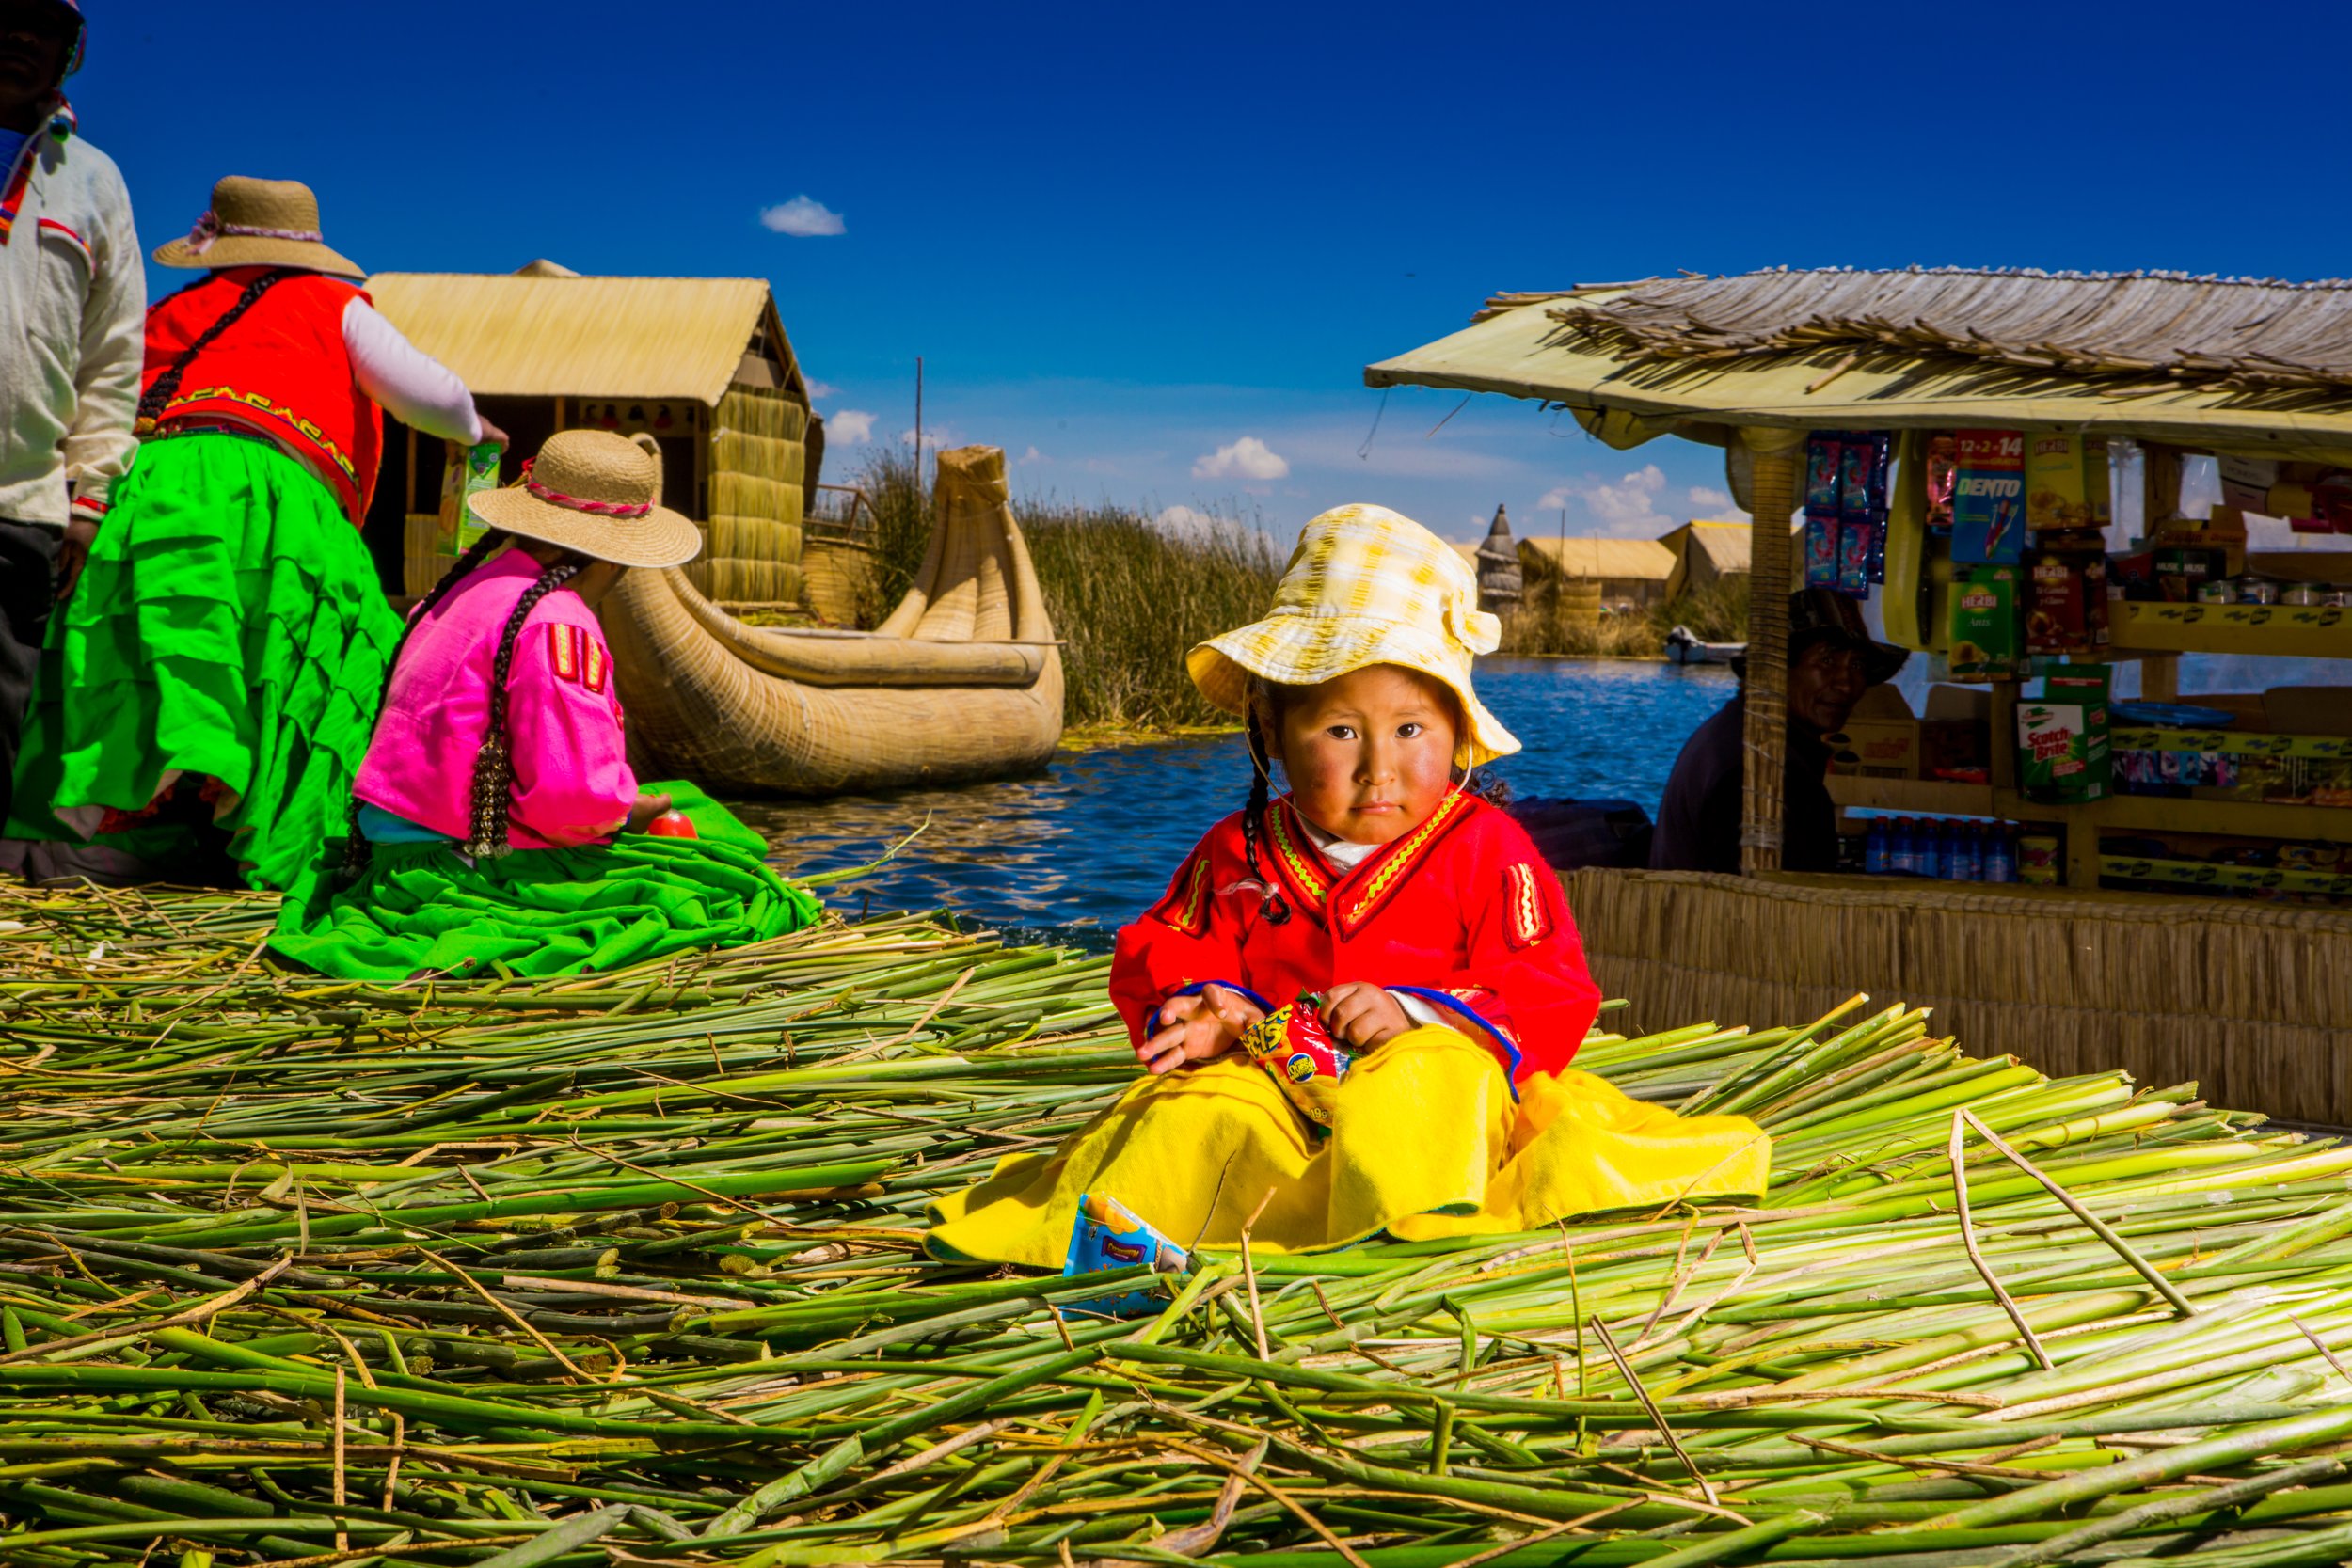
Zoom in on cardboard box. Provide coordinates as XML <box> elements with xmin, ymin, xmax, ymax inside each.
<box><xmin>1826</xmin><ymin>689</ymin><xmax>1986</xmax><ymax>779</ymax></box>
<box><xmin>2025</xmin><ymin>434</ymin><xmax>2111</xmax><ymax>531</ymax></box>
<box><xmin>1952</xmin><ymin>430</ymin><xmax>2026</xmax><ymax>564</ymax></box>
<box><xmin>1949</xmin><ymin>565</ymin><xmax>2025</xmax><ymax>680</ymax></box>
<box><xmin>2018</xmin><ymin>666</ymin><xmax>2112</xmax><ymax>803</ymax></box>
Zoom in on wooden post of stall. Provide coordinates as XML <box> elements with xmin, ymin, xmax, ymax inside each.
<box><xmin>1740</xmin><ymin>427</ymin><xmax>1804</xmax><ymax>875</ymax></box>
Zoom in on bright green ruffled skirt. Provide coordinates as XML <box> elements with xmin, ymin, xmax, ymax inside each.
<box><xmin>5</xmin><ymin>435</ymin><xmax>399</xmax><ymax>898</ymax></box>
<box><xmin>269</xmin><ymin>783</ymin><xmax>823</xmax><ymax>981</ymax></box>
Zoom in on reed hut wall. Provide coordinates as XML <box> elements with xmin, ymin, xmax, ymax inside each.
<box><xmin>1565</xmin><ymin>867</ymin><xmax>2352</xmax><ymax>1124</ymax></box>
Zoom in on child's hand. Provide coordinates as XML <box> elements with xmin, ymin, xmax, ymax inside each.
<box><xmin>1322</xmin><ymin>982</ymin><xmax>1415</xmax><ymax>1050</ymax></box>
<box><xmin>625</xmin><ymin>792</ymin><xmax>676</xmax><ymax>832</ymax></box>
<box><xmin>1139</xmin><ymin>984</ymin><xmax>1264</xmax><ymax>1076</ymax></box>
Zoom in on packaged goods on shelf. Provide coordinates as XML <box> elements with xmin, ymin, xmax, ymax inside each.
<box><xmin>1952</xmin><ymin>429</ymin><xmax>2026</xmax><ymax>565</ymax></box>
<box><xmin>1824</xmin><ymin>686</ymin><xmax>1986</xmax><ymax>780</ymax></box>
<box><xmin>2026</xmin><ymin>535</ymin><xmax>2111</xmax><ymax>656</ymax></box>
<box><xmin>1949</xmin><ymin>564</ymin><xmax>2025</xmax><ymax>680</ymax></box>
<box><xmin>2018</xmin><ymin>666</ymin><xmax>2112</xmax><ymax>804</ymax></box>
<box><xmin>2025</xmin><ymin>434</ymin><xmax>2111</xmax><ymax>531</ymax></box>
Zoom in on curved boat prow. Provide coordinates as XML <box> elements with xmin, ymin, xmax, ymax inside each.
<box><xmin>605</xmin><ymin>445</ymin><xmax>1066</xmax><ymax>796</ymax></box>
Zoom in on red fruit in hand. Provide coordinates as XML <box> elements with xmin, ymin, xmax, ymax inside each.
<box><xmin>645</xmin><ymin>810</ymin><xmax>698</xmax><ymax>839</ymax></box>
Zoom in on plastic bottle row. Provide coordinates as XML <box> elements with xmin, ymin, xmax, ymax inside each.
<box><xmin>1863</xmin><ymin>816</ymin><xmax>2022</xmax><ymax>883</ymax></box>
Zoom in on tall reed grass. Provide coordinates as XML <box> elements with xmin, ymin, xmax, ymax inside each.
<box><xmin>846</xmin><ymin>445</ymin><xmax>1279</xmax><ymax>732</ymax></box>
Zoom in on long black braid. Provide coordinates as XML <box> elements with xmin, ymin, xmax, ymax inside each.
<box><xmin>465</xmin><ymin>558</ymin><xmax>587</xmax><ymax>860</ymax></box>
<box><xmin>1240</xmin><ymin>698</ymin><xmax>1292</xmax><ymax>927</ymax></box>
<box><xmin>135</xmin><ymin>268</ymin><xmax>294</xmax><ymax>436</ymax></box>
<box><xmin>340</xmin><ymin>529</ymin><xmax>516</xmax><ymax>876</ymax></box>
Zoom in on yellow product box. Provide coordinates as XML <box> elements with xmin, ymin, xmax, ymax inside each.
<box><xmin>2025</xmin><ymin>434</ymin><xmax>2110</xmax><ymax>531</ymax></box>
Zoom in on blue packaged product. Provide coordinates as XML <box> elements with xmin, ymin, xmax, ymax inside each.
<box><xmin>1837</xmin><ymin>519</ymin><xmax>1872</xmax><ymax>597</ymax></box>
<box><xmin>1865</xmin><ymin>816</ymin><xmax>1890</xmax><ymax>874</ymax></box>
<box><xmin>1805</xmin><ymin>434</ymin><xmax>1845</xmax><ymax>517</ymax></box>
<box><xmin>1985</xmin><ymin>826</ymin><xmax>2017</xmax><ymax>884</ymax></box>
<box><xmin>1840</xmin><ymin>432</ymin><xmax>1891</xmax><ymax>520</ymax></box>
<box><xmin>1865</xmin><ymin>514</ymin><xmax>1888</xmax><ymax>584</ymax></box>
<box><xmin>1805</xmin><ymin>512</ymin><xmax>1840</xmax><ymax>588</ymax></box>
<box><xmin>1953</xmin><ymin>822</ymin><xmax>1982</xmax><ymax>882</ymax></box>
<box><xmin>1062</xmin><ymin>1192</ymin><xmax>1188</xmax><ymax>1317</ymax></box>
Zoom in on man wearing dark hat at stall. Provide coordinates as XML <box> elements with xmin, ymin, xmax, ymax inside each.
<box><xmin>0</xmin><ymin>0</ymin><xmax>140</xmax><ymax>837</ymax></box>
<box><xmin>1652</xmin><ymin>589</ymin><xmax>1908</xmax><ymax>875</ymax></box>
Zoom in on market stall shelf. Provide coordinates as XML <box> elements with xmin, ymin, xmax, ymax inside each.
<box><xmin>1372</xmin><ymin>266</ymin><xmax>2352</xmax><ymax>1120</ymax></box>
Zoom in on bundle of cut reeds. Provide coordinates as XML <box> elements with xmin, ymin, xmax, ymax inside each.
<box><xmin>5</xmin><ymin>881</ymin><xmax>2352</xmax><ymax>1567</ymax></box>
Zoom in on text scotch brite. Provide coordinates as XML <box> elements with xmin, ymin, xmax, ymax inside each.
<box><xmin>1238</xmin><ymin>995</ymin><xmax>1355</xmax><ymax>1130</ymax></box>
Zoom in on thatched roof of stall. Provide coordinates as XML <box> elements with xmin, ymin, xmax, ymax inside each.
<box><xmin>367</xmin><ymin>267</ymin><xmax>804</xmax><ymax>405</ymax></box>
<box><xmin>1367</xmin><ymin>268</ymin><xmax>2352</xmax><ymax>465</ymax></box>
<box><xmin>1519</xmin><ymin>535</ymin><xmax>1675</xmax><ymax>582</ymax></box>
<box><xmin>1558</xmin><ymin>268</ymin><xmax>2352</xmax><ymax>390</ymax></box>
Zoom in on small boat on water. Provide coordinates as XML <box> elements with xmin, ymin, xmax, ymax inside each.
<box><xmin>606</xmin><ymin>445</ymin><xmax>1065</xmax><ymax>796</ymax></box>
<box><xmin>1664</xmin><ymin>625</ymin><xmax>1743</xmax><ymax>665</ymax></box>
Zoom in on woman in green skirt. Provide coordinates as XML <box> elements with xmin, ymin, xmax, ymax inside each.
<box><xmin>5</xmin><ymin>175</ymin><xmax>497</xmax><ymax>896</ymax></box>
<box><xmin>270</xmin><ymin>428</ymin><xmax>821</xmax><ymax>981</ymax></box>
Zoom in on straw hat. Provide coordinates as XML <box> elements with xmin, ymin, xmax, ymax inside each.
<box><xmin>469</xmin><ymin>430</ymin><xmax>702</xmax><ymax>570</ymax></box>
<box><xmin>1189</xmin><ymin>503</ymin><xmax>1518</xmax><ymax>768</ymax></box>
<box><xmin>152</xmin><ymin>177</ymin><xmax>364</xmax><ymax>277</ymax></box>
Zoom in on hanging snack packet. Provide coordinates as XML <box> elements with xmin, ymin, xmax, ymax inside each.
<box><xmin>439</xmin><ymin>439</ymin><xmax>502</xmax><ymax>555</ymax></box>
<box><xmin>1925</xmin><ymin>436</ymin><xmax>1959</xmax><ymax>531</ymax></box>
<box><xmin>1062</xmin><ymin>1192</ymin><xmax>1188</xmax><ymax>1317</ymax></box>
<box><xmin>1804</xmin><ymin>512</ymin><xmax>1841</xmax><ymax>588</ymax></box>
<box><xmin>1837</xmin><ymin>519</ymin><xmax>1872</xmax><ymax>597</ymax></box>
<box><xmin>1840</xmin><ymin>432</ymin><xmax>1891</xmax><ymax>521</ymax></box>
<box><xmin>1804</xmin><ymin>434</ymin><xmax>1845</xmax><ymax>518</ymax></box>
<box><xmin>1237</xmin><ymin>993</ymin><xmax>1354</xmax><ymax>1130</ymax></box>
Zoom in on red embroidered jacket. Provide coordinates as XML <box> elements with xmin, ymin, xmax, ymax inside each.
<box><xmin>1109</xmin><ymin>790</ymin><xmax>1602</xmax><ymax>1086</ymax></box>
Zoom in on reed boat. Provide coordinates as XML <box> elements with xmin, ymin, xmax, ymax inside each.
<box><xmin>1663</xmin><ymin>624</ymin><xmax>1742</xmax><ymax>665</ymax></box>
<box><xmin>603</xmin><ymin>444</ymin><xmax>1065</xmax><ymax>796</ymax></box>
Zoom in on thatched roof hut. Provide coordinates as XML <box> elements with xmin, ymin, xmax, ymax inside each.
<box><xmin>367</xmin><ymin>263</ymin><xmax>820</xmax><ymax>608</ymax></box>
<box><xmin>1517</xmin><ymin>534</ymin><xmax>1676</xmax><ymax>609</ymax></box>
<box><xmin>1658</xmin><ymin>518</ymin><xmax>1805</xmax><ymax>601</ymax></box>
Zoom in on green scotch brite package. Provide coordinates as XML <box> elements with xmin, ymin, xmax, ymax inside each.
<box><xmin>2017</xmin><ymin>665</ymin><xmax>2113</xmax><ymax>803</ymax></box>
<box><xmin>1948</xmin><ymin>565</ymin><xmax>2025</xmax><ymax>680</ymax></box>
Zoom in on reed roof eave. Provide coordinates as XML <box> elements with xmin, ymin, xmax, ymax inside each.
<box><xmin>1366</xmin><ymin>274</ymin><xmax>2352</xmax><ymax>465</ymax></box>
<box><xmin>366</xmin><ymin>271</ymin><xmax>805</xmax><ymax>406</ymax></box>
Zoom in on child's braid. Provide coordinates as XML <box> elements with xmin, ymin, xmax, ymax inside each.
<box><xmin>1240</xmin><ymin>706</ymin><xmax>1291</xmax><ymax>927</ymax></box>
<box><xmin>464</xmin><ymin>557</ymin><xmax>585</xmax><ymax>860</ymax></box>
<box><xmin>340</xmin><ymin>529</ymin><xmax>512</xmax><ymax>877</ymax></box>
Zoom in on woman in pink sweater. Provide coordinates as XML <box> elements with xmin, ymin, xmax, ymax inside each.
<box><xmin>271</xmin><ymin>429</ymin><xmax>819</xmax><ymax>980</ymax></box>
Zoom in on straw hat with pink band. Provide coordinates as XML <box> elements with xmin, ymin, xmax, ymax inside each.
<box><xmin>151</xmin><ymin>176</ymin><xmax>365</xmax><ymax>277</ymax></box>
<box><xmin>468</xmin><ymin>430</ymin><xmax>703</xmax><ymax>571</ymax></box>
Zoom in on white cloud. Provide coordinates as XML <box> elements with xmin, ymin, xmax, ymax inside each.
<box><xmin>803</xmin><ymin>379</ymin><xmax>839</xmax><ymax>401</ymax></box>
<box><xmin>1192</xmin><ymin>436</ymin><xmax>1289</xmax><ymax>482</ymax></box>
<box><xmin>759</xmin><ymin>196</ymin><xmax>846</xmax><ymax>237</ymax></box>
<box><xmin>1018</xmin><ymin>445</ymin><xmax>1046</xmax><ymax>466</ymax></box>
<box><xmin>828</xmin><ymin>409</ymin><xmax>876</xmax><ymax>444</ymax></box>
<box><xmin>899</xmin><ymin>426</ymin><xmax>952</xmax><ymax>451</ymax></box>
<box><xmin>1155</xmin><ymin>504</ymin><xmax>1218</xmax><ymax>538</ymax></box>
<box><xmin>1687</xmin><ymin>484</ymin><xmax>1747</xmax><ymax>520</ymax></box>
<box><xmin>1538</xmin><ymin>464</ymin><xmax>1678</xmax><ymax>539</ymax></box>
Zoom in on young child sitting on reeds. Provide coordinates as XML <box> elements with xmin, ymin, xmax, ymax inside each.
<box><xmin>271</xmin><ymin>430</ymin><xmax>819</xmax><ymax>981</ymax></box>
<box><xmin>929</xmin><ymin>505</ymin><xmax>1770</xmax><ymax>1263</ymax></box>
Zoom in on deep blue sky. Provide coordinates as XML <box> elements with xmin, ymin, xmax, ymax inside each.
<box><xmin>86</xmin><ymin>0</ymin><xmax>2350</xmax><ymax>543</ymax></box>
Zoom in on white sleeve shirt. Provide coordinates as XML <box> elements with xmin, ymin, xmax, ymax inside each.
<box><xmin>342</xmin><ymin>297</ymin><xmax>483</xmax><ymax>446</ymax></box>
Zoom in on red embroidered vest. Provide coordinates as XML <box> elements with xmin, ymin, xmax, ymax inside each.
<box><xmin>142</xmin><ymin>270</ymin><xmax>384</xmax><ymax>523</ymax></box>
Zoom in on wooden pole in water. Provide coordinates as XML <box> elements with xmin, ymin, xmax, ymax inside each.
<box><xmin>1740</xmin><ymin>428</ymin><xmax>1803</xmax><ymax>875</ymax></box>
<box><xmin>914</xmin><ymin>356</ymin><xmax>926</xmax><ymax>509</ymax></box>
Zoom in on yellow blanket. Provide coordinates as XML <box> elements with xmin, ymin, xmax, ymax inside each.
<box><xmin>927</xmin><ymin>1026</ymin><xmax>1771</xmax><ymax>1264</ymax></box>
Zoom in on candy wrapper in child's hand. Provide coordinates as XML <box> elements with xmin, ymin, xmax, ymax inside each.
<box><xmin>1237</xmin><ymin>994</ymin><xmax>1355</xmax><ymax>1129</ymax></box>
<box><xmin>1062</xmin><ymin>1192</ymin><xmax>1187</xmax><ymax>1317</ymax></box>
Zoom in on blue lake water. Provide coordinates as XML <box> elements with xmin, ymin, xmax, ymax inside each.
<box><xmin>731</xmin><ymin>658</ymin><xmax>1736</xmax><ymax>936</ymax></box>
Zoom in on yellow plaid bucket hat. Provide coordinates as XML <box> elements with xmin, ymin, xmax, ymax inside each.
<box><xmin>1189</xmin><ymin>503</ymin><xmax>1519</xmax><ymax>767</ymax></box>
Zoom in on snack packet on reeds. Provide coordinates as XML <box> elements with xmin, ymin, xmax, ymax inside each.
<box><xmin>1237</xmin><ymin>993</ymin><xmax>1354</xmax><ymax>1130</ymax></box>
<box><xmin>1062</xmin><ymin>1192</ymin><xmax>1188</xmax><ymax>1317</ymax></box>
